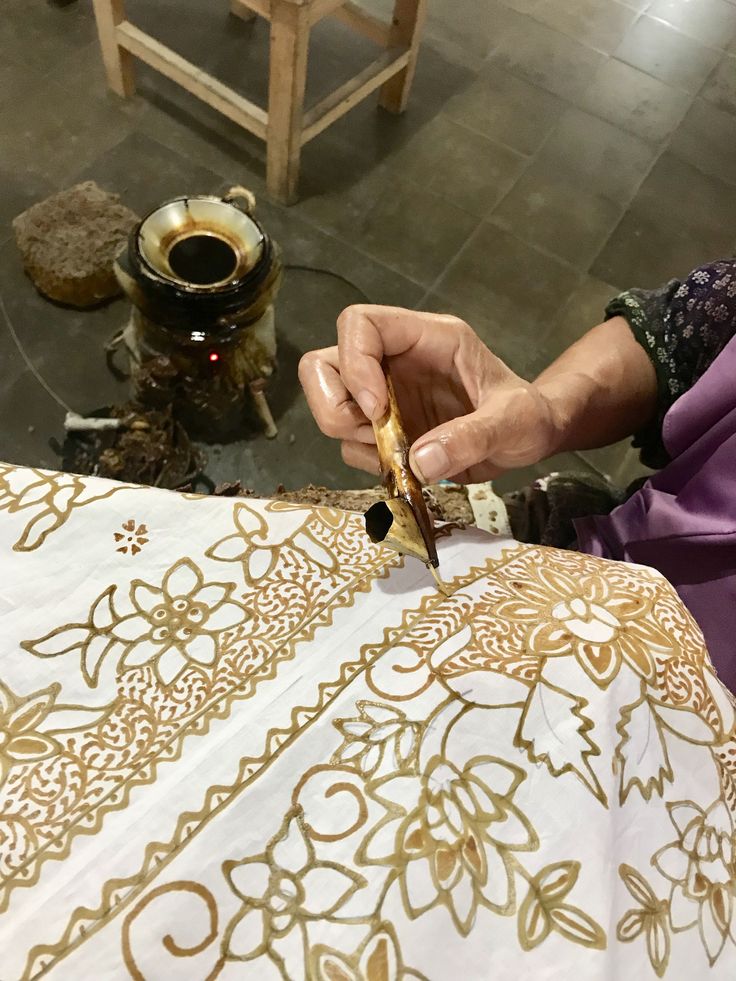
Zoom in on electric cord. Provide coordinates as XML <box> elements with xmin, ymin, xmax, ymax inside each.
<box><xmin>284</xmin><ymin>264</ymin><xmax>373</xmax><ymax>304</ymax></box>
<box><xmin>0</xmin><ymin>290</ymin><xmax>74</xmax><ymax>414</ymax></box>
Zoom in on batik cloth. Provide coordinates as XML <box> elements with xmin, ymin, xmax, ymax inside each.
<box><xmin>0</xmin><ymin>464</ymin><xmax>735</xmax><ymax>980</ymax></box>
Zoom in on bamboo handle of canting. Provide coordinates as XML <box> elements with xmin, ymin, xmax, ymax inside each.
<box><xmin>364</xmin><ymin>367</ymin><xmax>439</xmax><ymax>570</ymax></box>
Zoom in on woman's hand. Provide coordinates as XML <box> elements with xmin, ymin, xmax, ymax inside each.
<box><xmin>298</xmin><ymin>305</ymin><xmax>560</xmax><ymax>484</ymax></box>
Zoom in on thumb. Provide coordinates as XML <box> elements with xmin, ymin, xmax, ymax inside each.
<box><xmin>410</xmin><ymin>385</ymin><xmax>554</xmax><ymax>483</ymax></box>
<box><xmin>409</xmin><ymin>410</ymin><xmax>500</xmax><ymax>483</ymax></box>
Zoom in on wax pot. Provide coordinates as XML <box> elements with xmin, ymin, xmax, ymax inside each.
<box><xmin>114</xmin><ymin>189</ymin><xmax>282</xmax><ymax>442</ymax></box>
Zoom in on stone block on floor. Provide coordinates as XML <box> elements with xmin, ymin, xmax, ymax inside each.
<box><xmin>13</xmin><ymin>182</ymin><xmax>138</xmax><ymax>308</ymax></box>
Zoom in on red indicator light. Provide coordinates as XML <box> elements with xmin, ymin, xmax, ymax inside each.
<box><xmin>209</xmin><ymin>352</ymin><xmax>219</xmax><ymax>363</ymax></box>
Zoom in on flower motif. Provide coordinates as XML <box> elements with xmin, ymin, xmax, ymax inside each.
<box><xmin>654</xmin><ymin>799</ymin><xmax>736</xmax><ymax>964</ymax></box>
<box><xmin>332</xmin><ymin>702</ymin><xmax>420</xmax><ymax>778</ymax></box>
<box><xmin>360</xmin><ymin>755</ymin><xmax>537</xmax><ymax>936</ymax></box>
<box><xmin>206</xmin><ymin>502</ymin><xmax>338</xmax><ymax>585</ymax></box>
<box><xmin>517</xmin><ymin>860</ymin><xmax>606</xmax><ymax>951</ymax></box>
<box><xmin>617</xmin><ymin>864</ymin><xmax>670</xmax><ymax>977</ymax></box>
<box><xmin>113</xmin><ymin>519</ymin><xmax>149</xmax><ymax>555</ymax></box>
<box><xmin>309</xmin><ymin>922</ymin><xmax>421</xmax><ymax>981</ymax></box>
<box><xmin>112</xmin><ymin>558</ymin><xmax>247</xmax><ymax>685</ymax></box>
<box><xmin>495</xmin><ymin>566</ymin><xmax>673</xmax><ymax>687</ymax></box>
<box><xmin>0</xmin><ymin>681</ymin><xmax>61</xmax><ymax>786</ymax></box>
<box><xmin>222</xmin><ymin>807</ymin><xmax>366</xmax><ymax>964</ymax></box>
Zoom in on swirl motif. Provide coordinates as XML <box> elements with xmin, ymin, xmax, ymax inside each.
<box><xmin>293</xmin><ymin>765</ymin><xmax>368</xmax><ymax>842</ymax></box>
<box><xmin>122</xmin><ymin>881</ymin><xmax>221</xmax><ymax>981</ymax></box>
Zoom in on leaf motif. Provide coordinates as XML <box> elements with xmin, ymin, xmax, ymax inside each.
<box><xmin>517</xmin><ymin>887</ymin><xmax>551</xmax><ymax>951</ymax></box>
<box><xmin>514</xmin><ymin>681</ymin><xmax>607</xmax><ymax>806</ymax></box>
<box><xmin>394</xmin><ymin>724</ymin><xmax>419</xmax><ymax>770</ymax></box>
<box><xmin>619</xmin><ymin>863</ymin><xmax>657</xmax><ymax>909</ymax></box>
<box><xmin>7</xmin><ymin>734</ymin><xmax>60</xmax><ymax>761</ymax></box>
<box><xmin>616</xmin><ymin>866</ymin><xmax>670</xmax><ymax>978</ymax></box>
<box><xmin>359</xmin><ymin>702</ymin><xmax>402</xmax><ymax>725</ymax></box>
<box><xmin>90</xmin><ymin>586</ymin><xmax>117</xmax><ymax>630</ymax></box>
<box><xmin>22</xmin><ymin>585</ymin><xmax>123</xmax><ymax>688</ymax></box>
<box><xmin>535</xmin><ymin>861</ymin><xmax>580</xmax><ymax>904</ymax></box>
<box><xmin>615</xmin><ymin>690</ymin><xmax>673</xmax><ymax>805</ymax></box>
<box><xmin>22</xmin><ymin>625</ymin><xmax>90</xmax><ymax>658</ymax></box>
<box><xmin>8</xmin><ymin>687</ymin><xmax>58</xmax><ymax>733</ymax></box>
<box><xmin>14</xmin><ymin>506</ymin><xmax>66</xmax><ymax>552</ymax></box>
<box><xmin>517</xmin><ymin>862</ymin><xmax>585</xmax><ymax>951</ymax></box>
<box><xmin>647</xmin><ymin>915</ymin><xmax>670</xmax><ymax>978</ymax></box>
<box><xmin>617</xmin><ymin>909</ymin><xmax>646</xmax><ymax>942</ymax></box>
<box><xmin>549</xmin><ymin>904</ymin><xmax>607</xmax><ymax>949</ymax></box>
<box><xmin>82</xmin><ymin>637</ymin><xmax>125</xmax><ymax>688</ymax></box>
<box><xmin>205</xmin><ymin>534</ymin><xmax>248</xmax><ymax>563</ymax></box>
<box><xmin>338</xmin><ymin>721</ymin><xmax>372</xmax><ymax>737</ymax></box>
<box><xmin>651</xmin><ymin>700</ymin><xmax>717</xmax><ymax>745</ymax></box>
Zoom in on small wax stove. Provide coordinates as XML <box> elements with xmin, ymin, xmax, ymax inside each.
<box><xmin>114</xmin><ymin>188</ymin><xmax>282</xmax><ymax>443</ymax></box>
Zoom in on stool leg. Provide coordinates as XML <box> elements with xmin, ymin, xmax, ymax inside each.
<box><xmin>92</xmin><ymin>0</ymin><xmax>136</xmax><ymax>98</ymax></box>
<box><xmin>267</xmin><ymin>2</ymin><xmax>309</xmax><ymax>205</ymax></box>
<box><xmin>379</xmin><ymin>0</ymin><xmax>427</xmax><ymax>114</ymax></box>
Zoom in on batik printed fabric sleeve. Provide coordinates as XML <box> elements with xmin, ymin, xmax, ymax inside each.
<box><xmin>605</xmin><ymin>258</ymin><xmax>736</xmax><ymax>469</ymax></box>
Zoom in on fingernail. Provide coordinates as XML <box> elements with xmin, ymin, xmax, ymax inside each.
<box><xmin>412</xmin><ymin>442</ymin><xmax>450</xmax><ymax>482</ymax></box>
<box><xmin>356</xmin><ymin>389</ymin><xmax>378</xmax><ymax>419</ymax></box>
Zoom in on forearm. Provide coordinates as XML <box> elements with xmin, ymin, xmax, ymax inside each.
<box><xmin>533</xmin><ymin>316</ymin><xmax>657</xmax><ymax>456</ymax></box>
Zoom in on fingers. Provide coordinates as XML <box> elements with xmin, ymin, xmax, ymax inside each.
<box><xmin>341</xmin><ymin>440</ymin><xmax>380</xmax><ymax>475</ymax></box>
<box><xmin>301</xmin><ymin>308</ymin><xmax>538</xmax><ymax>484</ymax></box>
<box><xmin>299</xmin><ymin>347</ymin><xmax>375</xmax><ymax>442</ymax></box>
<box><xmin>336</xmin><ymin>305</ymin><xmax>446</xmax><ymax>421</ymax></box>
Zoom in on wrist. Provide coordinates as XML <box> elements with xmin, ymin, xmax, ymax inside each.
<box><xmin>532</xmin><ymin>372</ymin><xmax>595</xmax><ymax>457</ymax></box>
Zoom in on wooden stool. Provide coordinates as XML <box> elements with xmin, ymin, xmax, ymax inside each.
<box><xmin>92</xmin><ymin>0</ymin><xmax>427</xmax><ymax>204</ymax></box>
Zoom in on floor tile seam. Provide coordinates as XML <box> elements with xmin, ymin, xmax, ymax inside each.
<box><xmin>414</xmin><ymin>115</ymin><xmax>579</xmax><ymax>308</ymax></box>
<box><xmin>493</xmin><ymin>0</ymin><xmax>645</xmax><ymax>58</ymax></box>
<box><xmin>497</xmin><ymin>0</ymin><xmax>734</xmax><ymax>56</ymax></box>
<box><xmin>431</xmin><ymin>111</ymin><xmax>534</xmax><ymax>163</ymax></box>
<box><xmin>582</xmin><ymin>135</ymin><xmax>669</xmax><ymax>279</ymax></box>
<box><xmin>487</xmin><ymin>5</ymin><xmax>727</xmax><ymax>98</ymax></box>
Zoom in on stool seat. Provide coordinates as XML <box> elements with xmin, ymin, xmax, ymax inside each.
<box><xmin>92</xmin><ymin>0</ymin><xmax>427</xmax><ymax>204</ymax></box>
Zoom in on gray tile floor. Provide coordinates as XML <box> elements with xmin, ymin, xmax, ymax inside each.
<box><xmin>1</xmin><ymin>0</ymin><xmax>736</xmax><ymax>493</ymax></box>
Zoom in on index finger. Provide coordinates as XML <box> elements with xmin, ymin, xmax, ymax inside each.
<box><xmin>298</xmin><ymin>346</ymin><xmax>374</xmax><ymax>442</ymax></box>
<box><xmin>336</xmin><ymin>305</ymin><xmax>428</xmax><ymax>421</ymax></box>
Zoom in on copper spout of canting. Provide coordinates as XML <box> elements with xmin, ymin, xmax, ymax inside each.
<box><xmin>363</xmin><ymin>367</ymin><xmax>449</xmax><ymax>594</ymax></box>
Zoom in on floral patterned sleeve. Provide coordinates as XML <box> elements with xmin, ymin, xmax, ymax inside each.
<box><xmin>604</xmin><ymin>259</ymin><xmax>736</xmax><ymax>469</ymax></box>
